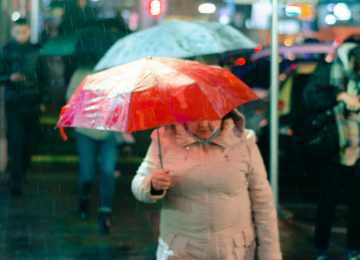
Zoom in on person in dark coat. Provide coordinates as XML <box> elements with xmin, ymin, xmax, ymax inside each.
<box><xmin>299</xmin><ymin>43</ymin><xmax>360</xmax><ymax>260</ymax></box>
<box><xmin>57</xmin><ymin>0</ymin><xmax>97</xmax><ymax>86</ymax></box>
<box><xmin>58</xmin><ymin>0</ymin><xmax>97</xmax><ymax>35</ymax></box>
<box><xmin>0</xmin><ymin>18</ymin><xmax>49</xmax><ymax>195</ymax></box>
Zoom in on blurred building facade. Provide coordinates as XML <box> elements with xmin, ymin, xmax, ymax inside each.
<box><xmin>1</xmin><ymin>0</ymin><xmax>359</xmax><ymax>47</ymax></box>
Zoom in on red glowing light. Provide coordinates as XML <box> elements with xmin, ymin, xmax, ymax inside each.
<box><xmin>254</xmin><ymin>44</ymin><xmax>262</xmax><ymax>52</ymax></box>
<box><xmin>335</xmin><ymin>37</ymin><xmax>342</xmax><ymax>45</ymax></box>
<box><xmin>279</xmin><ymin>101</ymin><xmax>285</xmax><ymax>110</ymax></box>
<box><xmin>290</xmin><ymin>64</ymin><xmax>296</xmax><ymax>70</ymax></box>
<box><xmin>237</xmin><ymin>58</ymin><xmax>246</xmax><ymax>66</ymax></box>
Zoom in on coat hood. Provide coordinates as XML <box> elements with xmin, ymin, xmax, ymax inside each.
<box><xmin>337</xmin><ymin>42</ymin><xmax>358</xmax><ymax>73</ymax></box>
<box><xmin>153</xmin><ymin>109</ymin><xmax>251</xmax><ymax>149</ymax></box>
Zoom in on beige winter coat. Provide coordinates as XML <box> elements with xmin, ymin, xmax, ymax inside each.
<box><xmin>132</xmin><ymin>113</ymin><xmax>282</xmax><ymax>260</ymax></box>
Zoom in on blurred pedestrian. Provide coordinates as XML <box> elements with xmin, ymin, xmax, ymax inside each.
<box><xmin>58</xmin><ymin>0</ymin><xmax>97</xmax><ymax>35</ymax></box>
<box><xmin>65</xmin><ymin>56</ymin><xmax>134</xmax><ymax>235</ymax></box>
<box><xmin>132</xmin><ymin>110</ymin><xmax>282</xmax><ymax>260</ymax></box>
<box><xmin>40</xmin><ymin>18</ymin><xmax>59</xmax><ymax>46</ymax></box>
<box><xmin>0</xmin><ymin>18</ymin><xmax>49</xmax><ymax>195</ymax></box>
<box><xmin>58</xmin><ymin>0</ymin><xmax>97</xmax><ymax>86</ymax></box>
<box><xmin>300</xmin><ymin>43</ymin><xmax>360</xmax><ymax>260</ymax></box>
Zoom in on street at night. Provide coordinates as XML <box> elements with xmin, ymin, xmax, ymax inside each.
<box><xmin>1</xmin><ymin>0</ymin><xmax>360</xmax><ymax>259</ymax></box>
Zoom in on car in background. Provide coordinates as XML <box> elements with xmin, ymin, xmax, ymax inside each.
<box><xmin>234</xmin><ymin>63</ymin><xmax>322</xmax><ymax>174</ymax></box>
<box><xmin>253</xmin><ymin>62</ymin><xmax>318</xmax><ymax>173</ymax></box>
<box><xmin>232</xmin><ymin>42</ymin><xmax>333</xmax><ymax>131</ymax></box>
<box><xmin>232</xmin><ymin>59</ymin><xmax>302</xmax><ymax>132</ymax></box>
<box><xmin>232</xmin><ymin>42</ymin><xmax>333</xmax><ymax>174</ymax></box>
<box><xmin>250</xmin><ymin>43</ymin><xmax>332</xmax><ymax>62</ymax></box>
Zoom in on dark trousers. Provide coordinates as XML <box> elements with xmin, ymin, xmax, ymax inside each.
<box><xmin>5</xmin><ymin>103</ymin><xmax>40</xmax><ymax>187</ymax></box>
<box><xmin>314</xmin><ymin>161</ymin><xmax>360</xmax><ymax>250</ymax></box>
<box><xmin>76</xmin><ymin>133</ymin><xmax>118</xmax><ymax>212</ymax></box>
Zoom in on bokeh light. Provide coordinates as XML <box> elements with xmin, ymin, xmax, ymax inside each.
<box><xmin>11</xmin><ymin>12</ymin><xmax>21</xmax><ymax>21</ymax></box>
<box><xmin>199</xmin><ymin>3</ymin><xmax>216</xmax><ymax>14</ymax></box>
<box><xmin>284</xmin><ymin>39</ymin><xmax>293</xmax><ymax>46</ymax></box>
<box><xmin>236</xmin><ymin>58</ymin><xmax>246</xmax><ymax>66</ymax></box>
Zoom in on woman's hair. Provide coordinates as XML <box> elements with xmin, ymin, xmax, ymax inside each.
<box><xmin>222</xmin><ymin>110</ymin><xmax>237</xmax><ymax>121</ymax></box>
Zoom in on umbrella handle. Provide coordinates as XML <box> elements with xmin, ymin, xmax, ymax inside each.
<box><xmin>156</xmin><ymin>128</ymin><xmax>163</xmax><ymax>169</ymax></box>
<box><xmin>58</xmin><ymin>107</ymin><xmax>68</xmax><ymax>142</ymax></box>
<box><xmin>60</xmin><ymin>127</ymin><xmax>68</xmax><ymax>142</ymax></box>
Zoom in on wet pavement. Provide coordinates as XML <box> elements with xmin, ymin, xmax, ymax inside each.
<box><xmin>0</xmin><ymin>163</ymin><xmax>159</xmax><ymax>260</ymax></box>
<box><xmin>0</xmin><ymin>161</ymin><xmax>351</xmax><ymax>260</ymax></box>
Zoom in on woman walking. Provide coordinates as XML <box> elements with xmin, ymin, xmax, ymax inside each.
<box><xmin>66</xmin><ymin>61</ymin><xmax>132</xmax><ymax>234</ymax></box>
<box><xmin>132</xmin><ymin>109</ymin><xmax>282</xmax><ymax>260</ymax></box>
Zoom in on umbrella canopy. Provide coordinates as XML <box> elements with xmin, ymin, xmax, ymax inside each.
<box><xmin>57</xmin><ymin>57</ymin><xmax>258</xmax><ymax>133</ymax></box>
<box><xmin>94</xmin><ymin>19</ymin><xmax>257</xmax><ymax>72</ymax></box>
<box><xmin>41</xmin><ymin>28</ymin><xmax>119</xmax><ymax>57</ymax></box>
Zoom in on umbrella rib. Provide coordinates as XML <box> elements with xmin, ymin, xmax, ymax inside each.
<box><xmin>195</xmin><ymin>83</ymin><xmax>224</xmax><ymax>120</ymax></box>
<box><xmin>158</xmin><ymin>59</ymin><xmax>224</xmax><ymax>120</ymax></box>
<box><xmin>125</xmin><ymin>89</ymin><xmax>133</xmax><ymax>133</ymax></box>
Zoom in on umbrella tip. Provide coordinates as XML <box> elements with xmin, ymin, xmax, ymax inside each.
<box><xmin>146</xmin><ymin>56</ymin><xmax>153</xmax><ymax>60</ymax></box>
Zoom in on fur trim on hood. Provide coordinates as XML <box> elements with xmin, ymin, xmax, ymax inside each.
<box><xmin>161</xmin><ymin>109</ymin><xmax>246</xmax><ymax>138</ymax></box>
<box><xmin>225</xmin><ymin>109</ymin><xmax>246</xmax><ymax>137</ymax></box>
<box><xmin>154</xmin><ymin>109</ymin><xmax>248</xmax><ymax>148</ymax></box>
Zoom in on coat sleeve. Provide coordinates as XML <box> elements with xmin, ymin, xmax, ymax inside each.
<box><xmin>36</xmin><ymin>55</ymin><xmax>50</xmax><ymax>105</ymax></box>
<box><xmin>131</xmin><ymin>139</ymin><xmax>166</xmax><ymax>203</ymax></box>
<box><xmin>0</xmin><ymin>48</ymin><xmax>11</xmax><ymax>85</ymax></box>
<box><xmin>301</xmin><ymin>62</ymin><xmax>342</xmax><ymax>113</ymax></box>
<box><xmin>247</xmin><ymin>135</ymin><xmax>282</xmax><ymax>260</ymax></box>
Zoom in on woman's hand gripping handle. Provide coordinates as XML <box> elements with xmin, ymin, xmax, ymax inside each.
<box><xmin>150</xmin><ymin>169</ymin><xmax>171</xmax><ymax>195</ymax></box>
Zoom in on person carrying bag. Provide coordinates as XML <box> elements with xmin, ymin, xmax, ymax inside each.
<box><xmin>299</xmin><ymin>43</ymin><xmax>360</xmax><ymax>260</ymax></box>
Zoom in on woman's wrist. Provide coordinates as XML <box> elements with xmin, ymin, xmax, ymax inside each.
<box><xmin>150</xmin><ymin>181</ymin><xmax>163</xmax><ymax>195</ymax></box>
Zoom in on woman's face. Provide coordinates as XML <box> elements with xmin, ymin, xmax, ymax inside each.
<box><xmin>78</xmin><ymin>0</ymin><xmax>88</xmax><ymax>8</ymax></box>
<box><xmin>186</xmin><ymin>120</ymin><xmax>221</xmax><ymax>139</ymax></box>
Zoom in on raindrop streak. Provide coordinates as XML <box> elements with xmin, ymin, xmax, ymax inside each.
<box><xmin>79</xmin><ymin>36</ymin><xmax>84</xmax><ymax>50</ymax></box>
<box><xmin>43</xmin><ymin>244</ymin><xmax>48</xmax><ymax>255</ymax></box>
